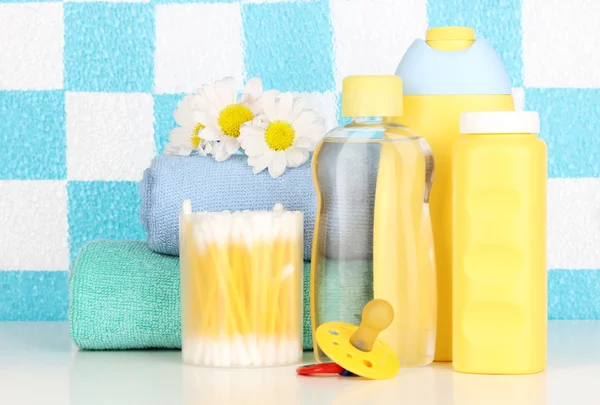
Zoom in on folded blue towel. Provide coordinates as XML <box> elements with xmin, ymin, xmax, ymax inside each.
<box><xmin>140</xmin><ymin>154</ymin><xmax>316</xmax><ymax>260</ymax></box>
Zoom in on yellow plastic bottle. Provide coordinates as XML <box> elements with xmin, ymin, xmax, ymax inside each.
<box><xmin>393</xmin><ymin>26</ymin><xmax>515</xmax><ymax>361</ymax></box>
<box><xmin>452</xmin><ymin>111</ymin><xmax>547</xmax><ymax>374</ymax></box>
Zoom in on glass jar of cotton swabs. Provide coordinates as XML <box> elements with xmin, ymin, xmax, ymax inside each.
<box><xmin>179</xmin><ymin>200</ymin><xmax>304</xmax><ymax>367</ymax></box>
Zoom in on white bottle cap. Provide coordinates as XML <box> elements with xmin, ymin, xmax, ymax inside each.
<box><xmin>460</xmin><ymin>111</ymin><xmax>540</xmax><ymax>134</ymax></box>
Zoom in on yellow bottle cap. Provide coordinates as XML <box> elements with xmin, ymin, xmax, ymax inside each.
<box><xmin>342</xmin><ymin>75</ymin><xmax>403</xmax><ymax>118</ymax></box>
<box><xmin>426</xmin><ymin>26</ymin><xmax>475</xmax><ymax>42</ymax></box>
<box><xmin>426</xmin><ymin>26</ymin><xmax>475</xmax><ymax>51</ymax></box>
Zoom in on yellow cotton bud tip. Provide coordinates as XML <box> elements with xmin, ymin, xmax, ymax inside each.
<box><xmin>218</xmin><ymin>104</ymin><xmax>254</xmax><ymax>138</ymax></box>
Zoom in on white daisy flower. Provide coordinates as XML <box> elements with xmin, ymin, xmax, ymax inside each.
<box><xmin>164</xmin><ymin>94</ymin><xmax>213</xmax><ymax>157</ymax></box>
<box><xmin>193</xmin><ymin>76</ymin><xmax>263</xmax><ymax>162</ymax></box>
<box><xmin>239</xmin><ymin>91</ymin><xmax>326</xmax><ymax>178</ymax></box>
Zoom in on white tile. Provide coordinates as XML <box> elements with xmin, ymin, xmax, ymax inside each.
<box><xmin>523</xmin><ymin>0</ymin><xmax>600</xmax><ymax>88</ymax></box>
<box><xmin>548</xmin><ymin>178</ymin><xmax>600</xmax><ymax>270</ymax></box>
<box><xmin>512</xmin><ymin>87</ymin><xmax>524</xmax><ymax>111</ymax></box>
<box><xmin>155</xmin><ymin>4</ymin><xmax>243</xmax><ymax>94</ymax></box>
<box><xmin>0</xmin><ymin>181</ymin><xmax>69</xmax><ymax>271</ymax></box>
<box><xmin>66</xmin><ymin>92</ymin><xmax>155</xmax><ymax>181</ymax></box>
<box><xmin>294</xmin><ymin>91</ymin><xmax>337</xmax><ymax>132</ymax></box>
<box><xmin>330</xmin><ymin>0</ymin><xmax>427</xmax><ymax>91</ymax></box>
<box><xmin>0</xmin><ymin>4</ymin><xmax>63</xmax><ymax>90</ymax></box>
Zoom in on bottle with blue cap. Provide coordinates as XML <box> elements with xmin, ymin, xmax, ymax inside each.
<box><xmin>393</xmin><ymin>26</ymin><xmax>516</xmax><ymax>362</ymax></box>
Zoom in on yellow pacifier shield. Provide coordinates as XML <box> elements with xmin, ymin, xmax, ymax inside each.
<box><xmin>315</xmin><ymin>299</ymin><xmax>400</xmax><ymax>380</ymax></box>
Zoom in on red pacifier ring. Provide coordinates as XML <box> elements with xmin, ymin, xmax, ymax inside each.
<box><xmin>296</xmin><ymin>362</ymin><xmax>345</xmax><ymax>376</ymax></box>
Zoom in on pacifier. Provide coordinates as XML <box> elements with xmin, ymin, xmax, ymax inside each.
<box><xmin>297</xmin><ymin>299</ymin><xmax>400</xmax><ymax>380</ymax></box>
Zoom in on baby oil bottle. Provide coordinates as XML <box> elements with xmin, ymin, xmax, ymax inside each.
<box><xmin>452</xmin><ymin>111</ymin><xmax>546</xmax><ymax>374</ymax></box>
<box><xmin>310</xmin><ymin>75</ymin><xmax>437</xmax><ymax>366</ymax></box>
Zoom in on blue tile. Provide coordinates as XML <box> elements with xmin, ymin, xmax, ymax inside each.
<box><xmin>64</xmin><ymin>4</ymin><xmax>155</xmax><ymax>92</ymax></box>
<box><xmin>154</xmin><ymin>93</ymin><xmax>185</xmax><ymax>154</ymax></box>
<box><xmin>427</xmin><ymin>0</ymin><xmax>523</xmax><ymax>87</ymax></box>
<box><xmin>525</xmin><ymin>88</ymin><xmax>600</xmax><ymax>178</ymax></box>
<box><xmin>0</xmin><ymin>91</ymin><xmax>65</xmax><ymax>180</ymax></box>
<box><xmin>549</xmin><ymin>270</ymin><xmax>600</xmax><ymax>320</ymax></box>
<box><xmin>68</xmin><ymin>181</ymin><xmax>146</xmax><ymax>261</ymax></box>
<box><xmin>242</xmin><ymin>0</ymin><xmax>335</xmax><ymax>92</ymax></box>
<box><xmin>0</xmin><ymin>271</ymin><xmax>68</xmax><ymax>321</ymax></box>
<box><xmin>153</xmin><ymin>0</ymin><xmax>238</xmax><ymax>3</ymax></box>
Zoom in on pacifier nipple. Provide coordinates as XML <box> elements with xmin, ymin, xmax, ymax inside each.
<box><xmin>349</xmin><ymin>299</ymin><xmax>394</xmax><ymax>352</ymax></box>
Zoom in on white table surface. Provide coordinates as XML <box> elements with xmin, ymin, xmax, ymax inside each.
<box><xmin>0</xmin><ymin>321</ymin><xmax>599</xmax><ymax>405</ymax></box>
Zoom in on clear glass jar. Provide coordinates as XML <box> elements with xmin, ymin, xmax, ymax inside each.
<box><xmin>310</xmin><ymin>77</ymin><xmax>437</xmax><ymax>367</ymax></box>
<box><xmin>180</xmin><ymin>201</ymin><xmax>304</xmax><ymax>367</ymax></box>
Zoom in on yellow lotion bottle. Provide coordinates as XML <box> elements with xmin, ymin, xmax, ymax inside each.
<box><xmin>453</xmin><ymin>111</ymin><xmax>547</xmax><ymax>374</ymax></box>
<box><xmin>394</xmin><ymin>26</ymin><xmax>515</xmax><ymax>361</ymax></box>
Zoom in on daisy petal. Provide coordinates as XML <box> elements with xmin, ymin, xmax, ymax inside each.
<box><xmin>268</xmin><ymin>151</ymin><xmax>287</xmax><ymax>178</ymax></box>
<box><xmin>194</xmin><ymin>93</ymin><xmax>219</xmax><ymax>116</ymax></box>
<box><xmin>188</xmin><ymin>94</ymin><xmax>205</xmax><ymax>110</ymax></box>
<box><xmin>288</xmin><ymin>97</ymin><xmax>307</xmax><ymax>122</ymax></box>
<box><xmin>202</xmin><ymin>83</ymin><xmax>227</xmax><ymax>111</ymax></box>
<box><xmin>224</xmin><ymin>137</ymin><xmax>240</xmax><ymax>154</ymax></box>
<box><xmin>291</xmin><ymin>110</ymin><xmax>319</xmax><ymax>132</ymax></box>
<box><xmin>314</xmin><ymin>117</ymin><xmax>327</xmax><ymax>127</ymax></box>
<box><xmin>213</xmin><ymin>143</ymin><xmax>232</xmax><ymax>162</ymax></box>
<box><xmin>277</xmin><ymin>92</ymin><xmax>294</xmax><ymax>121</ymax></box>
<box><xmin>260</xmin><ymin>91</ymin><xmax>279</xmax><ymax>121</ymax></box>
<box><xmin>286</xmin><ymin>147</ymin><xmax>309</xmax><ymax>168</ymax></box>
<box><xmin>243</xmin><ymin>77</ymin><xmax>263</xmax><ymax>100</ymax></box>
<box><xmin>203</xmin><ymin>141</ymin><xmax>214</xmax><ymax>155</ymax></box>
<box><xmin>215</xmin><ymin>76</ymin><xmax>236</xmax><ymax>107</ymax></box>
<box><xmin>246</xmin><ymin>97</ymin><xmax>262</xmax><ymax>115</ymax></box>
<box><xmin>304</xmin><ymin>123</ymin><xmax>326</xmax><ymax>139</ymax></box>
<box><xmin>240</xmin><ymin>123</ymin><xmax>266</xmax><ymax>140</ymax></box>
<box><xmin>168</xmin><ymin>127</ymin><xmax>192</xmax><ymax>144</ymax></box>
<box><xmin>241</xmin><ymin>137</ymin><xmax>267</xmax><ymax>157</ymax></box>
<box><xmin>250</xmin><ymin>152</ymin><xmax>272</xmax><ymax>174</ymax></box>
<box><xmin>173</xmin><ymin>97</ymin><xmax>195</xmax><ymax>128</ymax></box>
<box><xmin>164</xmin><ymin>143</ymin><xmax>193</xmax><ymax>156</ymax></box>
<box><xmin>191</xmin><ymin>110</ymin><xmax>217</xmax><ymax>129</ymax></box>
<box><xmin>199</xmin><ymin>125</ymin><xmax>222</xmax><ymax>141</ymax></box>
<box><xmin>251</xmin><ymin>116</ymin><xmax>268</xmax><ymax>129</ymax></box>
<box><xmin>293</xmin><ymin>136</ymin><xmax>312</xmax><ymax>149</ymax></box>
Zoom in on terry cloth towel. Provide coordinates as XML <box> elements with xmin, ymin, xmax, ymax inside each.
<box><xmin>69</xmin><ymin>240</ymin><xmax>315</xmax><ymax>351</ymax></box>
<box><xmin>140</xmin><ymin>154</ymin><xmax>316</xmax><ymax>261</ymax></box>
<box><xmin>314</xmin><ymin>258</ymin><xmax>373</xmax><ymax>327</ymax></box>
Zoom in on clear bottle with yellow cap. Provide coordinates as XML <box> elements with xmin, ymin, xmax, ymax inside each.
<box><xmin>394</xmin><ymin>26</ymin><xmax>516</xmax><ymax>362</ymax></box>
<box><xmin>310</xmin><ymin>75</ymin><xmax>437</xmax><ymax>366</ymax></box>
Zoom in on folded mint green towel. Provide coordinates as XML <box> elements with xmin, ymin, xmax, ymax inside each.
<box><xmin>69</xmin><ymin>240</ymin><xmax>314</xmax><ymax>350</ymax></box>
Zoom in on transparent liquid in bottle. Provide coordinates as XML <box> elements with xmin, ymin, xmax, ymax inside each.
<box><xmin>311</xmin><ymin>117</ymin><xmax>437</xmax><ymax>366</ymax></box>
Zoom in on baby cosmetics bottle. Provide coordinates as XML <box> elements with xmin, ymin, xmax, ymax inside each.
<box><xmin>394</xmin><ymin>26</ymin><xmax>515</xmax><ymax>361</ymax></box>
<box><xmin>310</xmin><ymin>75</ymin><xmax>437</xmax><ymax>367</ymax></box>
<box><xmin>453</xmin><ymin>111</ymin><xmax>547</xmax><ymax>374</ymax></box>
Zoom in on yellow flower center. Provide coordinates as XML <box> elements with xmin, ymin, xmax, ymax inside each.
<box><xmin>218</xmin><ymin>104</ymin><xmax>254</xmax><ymax>138</ymax></box>
<box><xmin>265</xmin><ymin>121</ymin><xmax>295</xmax><ymax>151</ymax></box>
<box><xmin>191</xmin><ymin>123</ymin><xmax>204</xmax><ymax>148</ymax></box>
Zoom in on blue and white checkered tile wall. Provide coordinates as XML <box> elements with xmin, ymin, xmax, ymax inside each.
<box><xmin>1</xmin><ymin>0</ymin><xmax>599</xmax><ymax>320</ymax></box>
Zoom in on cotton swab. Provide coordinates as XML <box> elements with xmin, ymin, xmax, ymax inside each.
<box><xmin>180</xmin><ymin>202</ymin><xmax>303</xmax><ymax>367</ymax></box>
